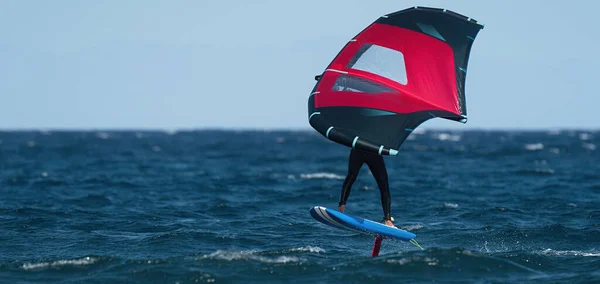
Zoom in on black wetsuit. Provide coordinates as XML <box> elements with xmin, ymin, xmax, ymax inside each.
<box><xmin>339</xmin><ymin>148</ymin><xmax>392</xmax><ymax>220</ymax></box>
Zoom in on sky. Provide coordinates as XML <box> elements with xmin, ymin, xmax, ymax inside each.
<box><xmin>1</xmin><ymin>0</ymin><xmax>598</xmax><ymax>130</ymax></box>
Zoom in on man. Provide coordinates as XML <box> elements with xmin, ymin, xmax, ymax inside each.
<box><xmin>338</xmin><ymin>147</ymin><xmax>396</xmax><ymax>228</ymax></box>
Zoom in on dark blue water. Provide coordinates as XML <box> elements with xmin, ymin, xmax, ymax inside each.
<box><xmin>1</xmin><ymin>130</ymin><xmax>598</xmax><ymax>283</ymax></box>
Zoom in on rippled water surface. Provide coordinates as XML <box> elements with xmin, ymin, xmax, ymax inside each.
<box><xmin>0</xmin><ymin>130</ymin><xmax>598</xmax><ymax>283</ymax></box>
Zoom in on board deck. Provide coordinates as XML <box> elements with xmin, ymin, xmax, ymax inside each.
<box><xmin>309</xmin><ymin>206</ymin><xmax>416</xmax><ymax>241</ymax></box>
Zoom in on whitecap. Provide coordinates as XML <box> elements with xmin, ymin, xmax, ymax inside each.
<box><xmin>96</xmin><ymin>132</ymin><xmax>110</xmax><ymax>140</ymax></box>
<box><xmin>547</xmin><ymin>129</ymin><xmax>561</xmax><ymax>135</ymax></box>
<box><xmin>537</xmin><ymin>249</ymin><xmax>600</xmax><ymax>257</ymax></box>
<box><xmin>22</xmin><ymin>256</ymin><xmax>98</xmax><ymax>270</ymax></box>
<box><xmin>401</xmin><ymin>224</ymin><xmax>424</xmax><ymax>231</ymax></box>
<box><xmin>387</xmin><ymin>256</ymin><xmax>439</xmax><ymax>266</ymax></box>
<box><xmin>579</xmin><ymin>133</ymin><xmax>591</xmax><ymax>141</ymax></box>
<box><xmin>202</xmin><ymin>250</ymin><xmax>301</xmax><ymax>263</ymax></box>
<box><xmin>443</xmin><ymin>202</ymin><xmax>459</xmax><ymax>208</ymax></box>
<box><xmin>533</xmin><ymin>168</ymin><xmax>554</xmax><ymax>174</ymax></box>
<box><xmin>583</xmin><ymin>143</ymin><xmax>596</xmax><ymax>151</ymax></box>
<box><xmin>300</xmin><ymin>173</ymin><xmax>345</xmax><ymax>180</ymax></box>
<box><xmin>289</xmin><ymin>246</ymin><xmax>325</xmax><ymax>253</ymax></box>
<box><xmin>435</xmin><ymin>133</ymin><xmax>461</xmax><ymax>142</ymax></box>
<box><xmin>524</xmin><ymin>143</ymin><xmax>544</xmax><ymax>151</ymax></box>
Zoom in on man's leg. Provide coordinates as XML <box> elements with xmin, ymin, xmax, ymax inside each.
<box><xmin>339</xmin><ymin>149</ymin><xmax>364</xmax><ymax>212</ymax></box>
<box><xmin>366</xmin><ymin>155</ymin><xmax>395</xmax><ymax>227</ymax></box>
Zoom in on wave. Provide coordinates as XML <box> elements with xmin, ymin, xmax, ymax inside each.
<box><xmin>516</xmin><ymin>168</ymin><xmax>555</xmax><ymax>175</ymax></box>
<box><xmin>335</xmin><ymin>247</ymin><xmax>549</xmax><ymax>278</ymax></box>
<box><xmin>579</xmin><ymin>133</ymin><xmax>592</xmax><ymax>141</ymax></box>
<box><xmin>96</xmin><ymin>132</ymin><xmax>110</xmax><ymax>140</ymax></box>
<box><xmin>21</xmin><ymin>256</ymin><xmax>99</xmax><ymax>270</ymax></box>
<box><xmin>287</xmin><ymin>246</ymin><xmax>325</xmax><ymax>253</ymax></box>
<box><xmin>65</xmin><ymin>194</ymin><xmax>113</xmax><ymax>208</ymax></box>
<box><xmin>434</xmin><ymin>133</ymin><xmax>461</xmax><ymax>142</ymax></box>
<box><xmin>582</xmin><ymin>143</ymin><xmax>596</xmax><ymax>151</ymax></box>
<box><xmin>443</xmin><ymin>202</ymin><xmax>459</xmax><ymax>209</ymax></box>
<box><xmin>401</xmin><ymin>224</ymin><xmax>424</xmax><ymax>231</ymax></box>
<box><xmin>524</xmin><ymin>143</ymin><xmax>544</xmax><ymax>151</ymax></box>
<box><xmin>300</xmin><ymin>173</ymin><xmax>345</xmax><ymax>180</ymax></box>
<box><xmin>200</xmin><ymin>249</ymin><xmax>302</xmax><ymax>264</ymax></box>
<box><xmin>199</xmin><ymin>246</ymin><xmax>326</xmax><ymax>264</ymax></box>
<box><xmin>536</xmin><ymin>249</ymin><xmax>600</xmax><ymax>257</ymax></box>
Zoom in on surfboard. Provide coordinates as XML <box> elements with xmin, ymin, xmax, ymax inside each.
<box><xmin>309</xmin><ymin>206</ymin><xmax>416</xmax><ymax>241</ymax></box>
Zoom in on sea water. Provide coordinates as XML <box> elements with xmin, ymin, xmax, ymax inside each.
<box><xmin>0</xmin><ymin>130</ymin><xmax>598</xmax><ymax>283</ymax></box>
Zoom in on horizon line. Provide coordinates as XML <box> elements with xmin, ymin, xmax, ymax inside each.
<box><xmin>0</xmin><ymin>126</ymin><xmax>598</xmax><ymax>132</ymax></box>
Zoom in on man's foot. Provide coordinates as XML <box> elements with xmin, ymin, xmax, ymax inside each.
<box><xmin>384</xmin><ymin>219</ymin><xmax>397</xmax><ymax>228</ymax></box>
<box><xmin>338</xmin><ymin>204</ymin><xmax>345</xmax><ymax>213</ymax></box>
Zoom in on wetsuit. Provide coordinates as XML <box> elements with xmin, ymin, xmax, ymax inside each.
<box><xmin>339</xmin><ymin>148</ymin><xmax>392</xmax><ymax>221</ymax></box>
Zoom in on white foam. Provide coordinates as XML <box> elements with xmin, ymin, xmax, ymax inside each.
<box><xmin>22</xmin><ymin>256</ymin><xmax>98</xmax><ymax>270</ymax></box>
<box><xmin>443</xmin><ymin>202</ymin><xmax>459</xmax><ymax>208</ymax></box>
<box><xmin>524</xmin><ymin>143</ymin><xmax>544</xmax><ymax>151</ymax></box>
<box><xmin>300</xmin><ymin>173</ymin><xmax>345</xmax><ymax>180</ymax></box>
<box><xmin>579</xmin><ymin>133</ymin><xmax>591</xmax><ymax>141</ymax></box>
<box><xmin>27</xmin><ymin>141</ymin><xmax>36</xmax><ymax>147</ymax></box>
<box><xmin>435</xmin><ymin>133</ymin><xmax>461</xmax><ymax>142</ymax></box>
<box><xmin>151</xmin><ymin>146</ymin><xmax>162</xmax><ymax>152</ymax></box>
<box><xmin>547</xmin><ymin>129</ymin><xmax>561</xmax><ymax>135</ymax></box>
<box><xmin>533</xmin><ymin>168</ymin><xmax>555</xmax><ymax>174</ymax></box>
<box><xmin>96</xmin><ymin>132</ymin><xmax>110</xmax><ymax>140</ymax></box>
<box><xmin>275</xmin><ymin>137</ymin><xmax>285</xmax><ymax>143</ymax></box>
<box><xmin>583</xmin><ymin>143</ymin><xmax>596</xmax><ymax>151</ymax></box>
<box><xmin>386</xmin><ymin>256</ymin><xmax>439</xmax><ymax>266</ymax></box>
<box><xmin>289</xmin><ymin>246</ymin><xmax>325</xmax><ymax>253</ymax></box>
<box><xmin>401</xmin><ymin>224</ymin><xmax>424</xmax><ymax>231</ymax></box>
<box><xmin>202</xmin><ymin>250</ymin><xmax>301</xmax><ymax>263</ymax></box>
<box><xmin>537</xmin><ymin>249</ymin><xmax>600</xmax><ymax>257</ymax></box>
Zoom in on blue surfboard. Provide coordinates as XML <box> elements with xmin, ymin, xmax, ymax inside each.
<box><xmin>309</xmin><ymin>206</ymin><xmax>416</xmax><ymax>241</ymax></box>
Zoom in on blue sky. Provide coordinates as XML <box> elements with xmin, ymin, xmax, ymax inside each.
<box><xmin>1</xmin><ymin>0</ymin><xmax>598</xmax><ymax>130</ymax></box>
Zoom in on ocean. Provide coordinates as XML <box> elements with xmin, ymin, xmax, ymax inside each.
<box><xmin>0</xmin><ymin>129</ymin><xmax>598</xmax><ymax>283</ymax></box>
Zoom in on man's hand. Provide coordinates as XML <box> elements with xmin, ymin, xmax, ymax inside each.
<box><xmin>338</xmin><ymin>204</ymin><xmax>345</xmax><ymax>213</ymax></box>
